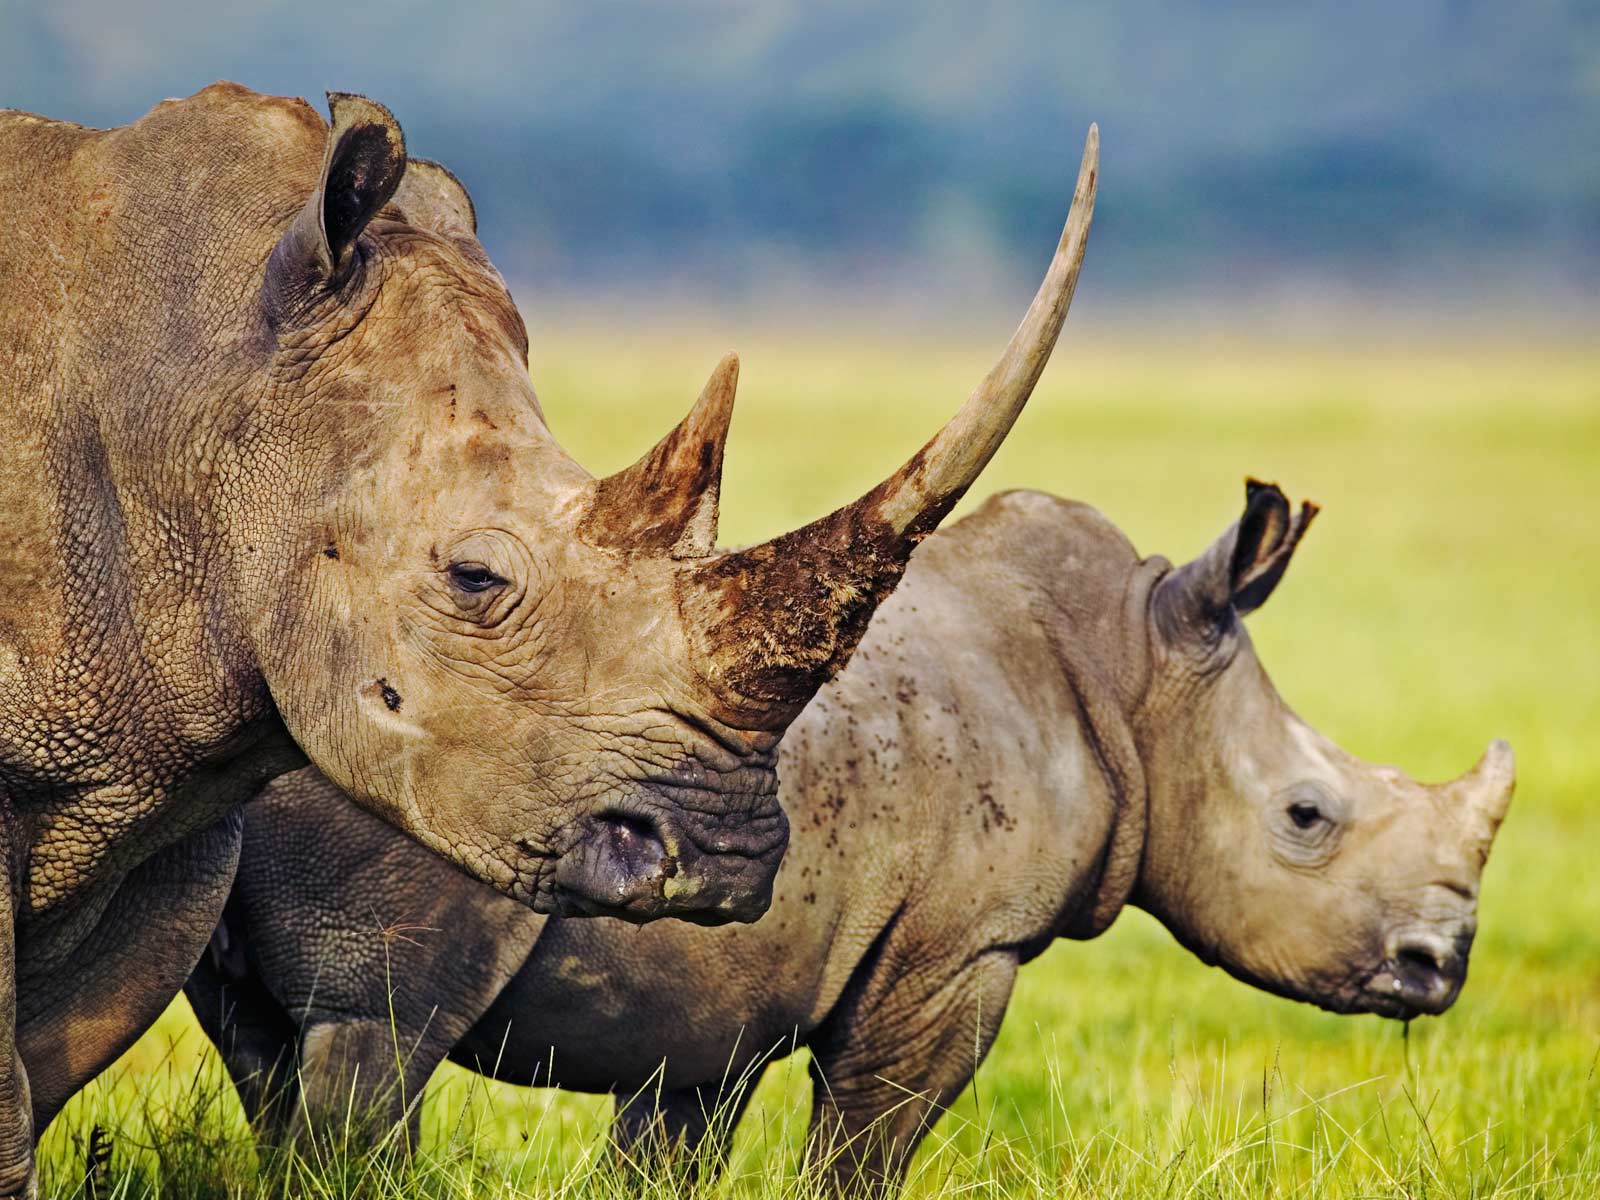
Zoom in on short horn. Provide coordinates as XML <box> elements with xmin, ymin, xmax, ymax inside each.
<box><xmin>1459</xmin><ymin>737</ymin><xmax>1516</xmax><ymax>833</ymax></box>
<box><xmin>681</xmin><ymin>127</ymin><xmax>1098</xmax><ymax>720</ymax></box>
<box><xmin>581</xmin><ymin>354</ymin><xmax>739</xmax><ymax>558</ymax></box>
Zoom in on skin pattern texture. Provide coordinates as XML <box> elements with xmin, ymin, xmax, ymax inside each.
<box><xmin>190</xmin><ymin>484</ymin><xmax>1515</xmax><ymax>1195</ymax></box>
<box><xmin>0</xmin><ymin>83</ymin><xmax>1097</xmax><ymax>1194</ymax></box>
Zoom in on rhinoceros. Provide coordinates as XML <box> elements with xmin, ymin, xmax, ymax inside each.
<box><xmin>0</xmin><ymin>82</ymin><xmax>1097</xmax><ymax>1192</ymax></box>
<box><xmin>190</xmin><ymin>481</ymin><xmax>1515</xmax><ymax>1194</ymax></box>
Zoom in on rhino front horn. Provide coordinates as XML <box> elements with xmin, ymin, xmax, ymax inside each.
<box><xmin>681</xmin><ymin>124</ymin><xmax>1099</xmax><ymax>719</ymax></box>
<box><xmin>583</xmin><ymin>353</ymin><xmax>740</xmax><ymax>558</ymax></box>
<box><xmin>1458</xmin><ymin>737</ymin><xmax>1516</xmax><ymax>834</ymax></box>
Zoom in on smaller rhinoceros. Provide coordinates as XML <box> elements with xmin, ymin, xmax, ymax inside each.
<box><xmin>189</xmin><ymin>482</ymin><xmax>1514</xmax><ymax>1195</ymax></box>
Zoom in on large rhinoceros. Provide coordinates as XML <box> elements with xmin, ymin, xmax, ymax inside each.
<box><xmin>0</xmin><ymin>83</ymin><xmax>1096</xmax><ymax>1192</ymax></box>
<box><xmin>190</xmin><ymin>482</ymin><xmax>1514</xmax><ymax>1195</ymax></box>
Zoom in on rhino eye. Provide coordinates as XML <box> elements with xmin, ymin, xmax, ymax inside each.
<box><xmin>1288</xmin><ymin>800</ymin><xmax>1323</xmax><ymax>830</ymax></box>
<box><xmin>446</xmin><ymin>562</ymin><xmax>507</xmax><ymax>595</ymax></box>
<box><xmin>1270</xmin><ymin>782</ymin><xmax>1344</xmax><ymax>866</ymax></box>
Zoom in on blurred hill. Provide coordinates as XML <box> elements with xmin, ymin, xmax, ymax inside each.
<box><xmin>4</xmin><ymin>0</ymin><xmax>1597</xmax><ymax>325</ymax></box>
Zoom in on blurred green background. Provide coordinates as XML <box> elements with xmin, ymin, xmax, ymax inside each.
<box><xmin>7</xmin><ymin>2</ymin><xmax>1599</xmax><ymax>322</ymax></box>
<box><xmin>52</xmin><ymin>331</ymin><xmax>1599</xmax><ymax>1195</ymax></box>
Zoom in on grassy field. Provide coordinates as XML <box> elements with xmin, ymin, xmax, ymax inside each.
<box><xmin>40</xmin><ymin>331</ymin><xmax>1600</xmax><ymax>1197</ymax></box>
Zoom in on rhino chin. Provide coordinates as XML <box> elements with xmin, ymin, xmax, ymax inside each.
<box><xmin>1352</xmin><ymin>963</ymin><xmax>1466</xmax><ymax>1020</ymax></box>
<box><xmin>1215</xmin><ymin>955</ymin><xmax>1461</xmax><ymax>1023</ymax></box>
<box><xmin>1296</xmin><ymin>959</ymin><xmax>1465</xmax><ymax>1022</ymax></box>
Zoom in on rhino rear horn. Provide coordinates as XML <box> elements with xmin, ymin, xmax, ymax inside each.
<box><xmin>268</xmin><ymin>91</ymin><xmax>407</xmax><ymax>301</ymax></box>
<box><xmin>680</xmin><ymin>125</ymin><xmax>1099</xmax><ymax>719</ymax></box>
<box><xmin>583</xmin><ymin>355</ymin><xmax>740</xmax><ymax>558</ymax></box>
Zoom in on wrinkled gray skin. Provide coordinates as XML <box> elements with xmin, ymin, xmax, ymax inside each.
<box><xmin>0</xmin><ymin>83</ymin><xmax>1097</xmax><ymax>1194</ymax></box>
<box><xmin>190</xmin><ymin>483</ymin><xmax>1514</xmax><ymax>1195</ymax></box>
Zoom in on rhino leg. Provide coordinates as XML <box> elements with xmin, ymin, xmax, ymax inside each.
<box><xmin>0</xmin><ymin>805</ymin><xmax>34</xmax><ymax>1199</ymax></box>
<box><xmin>16</xmin><ymin>814</ymin><xmax>243</xmax><ymax>1146</ymax></box>
<box><xmin>195</xmin><ymin>771</ymin><xmax>544</xmax><ymax>1154</ymax></box>
<box><xmin>611</xmin><ymin>1077</ymin><xmax>756</xmax><ymax>1186</ymax></box>
<box><xmin>188</xmin><ymin>949</ymin><xmax>435</xmax><ymax>1156</ymax></box>
<box><xmin>183</xmin><ymin>916</ymin><xmax>300</xmax><ymax>1145</ymax></box>
<box><xmin>293</xmin><ymin>1017</ymin><xmax>435</xmax><ymax>1153</ymax></box>
<box><xmin>805</xmin><ymin>949</ymin><xmax>1017</xmax><ymax>1197</ymax></box>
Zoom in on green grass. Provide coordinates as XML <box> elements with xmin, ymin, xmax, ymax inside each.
<box><xmin>39</xmin><ymin>332</ymin><xmax>1600</xmax><ymax>1197</ymax></box>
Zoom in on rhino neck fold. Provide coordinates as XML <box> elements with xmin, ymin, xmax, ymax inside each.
<box><xmin>1049</xmin><ymin>559</ymin><xmax>1161</xmax><ymax>942</ymax></box>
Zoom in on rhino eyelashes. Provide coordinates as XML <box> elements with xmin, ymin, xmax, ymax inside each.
<box><xmin>443</xmin><ymin>561</ymin><xmax>515</xmax><ymax>624</ymax></box>
<box><xmin>447</xmin><ymin>562</ymin><xmax>507</xmax><ymax>594</ymax></box>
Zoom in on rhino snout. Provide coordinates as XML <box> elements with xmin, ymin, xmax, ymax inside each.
<box><xmin>1365</xmin><ymin>926</ymin><xmax>1474</xmax><ymax>1017</ymax></box>
<box><xmin>554</xmin><ymin>811</ymin><xmax>675</xmax><ymax>913</ymax></box>
<box><xmin>548</xmin><ymin>788</ymin><xmax>788</xmax><ymax>926</ymax></box>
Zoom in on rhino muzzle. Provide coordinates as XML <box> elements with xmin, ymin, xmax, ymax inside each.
<box><xmin>1358</xmin><ymin>925</ymin><xmax>1475</xmax><ymax>1018</ymax></box>
<box><xmin>549</xmin><ymin>782</ymin><xmax>789</xmax><ymax>925</ymax></box>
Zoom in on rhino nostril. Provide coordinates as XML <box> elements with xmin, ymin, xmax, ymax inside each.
<box><xmin>1369</xmin><ymin>932</ymin><xmax>1470</xmax><ymax>1015</ymax></box>
<box><xmin>1396</xmin><ymin>944</ymin><xmax>1444</xmax><ymax>977</ymax></box>
<box><xmin>595</xmin><ymin>812</ymin><xmax>668</xmax><ymax>877</ymax></box>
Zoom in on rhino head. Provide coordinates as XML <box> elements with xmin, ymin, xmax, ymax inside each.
<box><xmin>242</xmin><ymin>94</ymin><xmax>1097</xmax><ymax>925</ymax></box>
<box><xmin>1132</xmin><ymin>482</ymin><xmax>1514</xmax><ymax>1017</ymax></box>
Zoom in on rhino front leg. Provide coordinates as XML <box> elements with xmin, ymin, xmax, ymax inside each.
<box><xmin>294</xmin><ymin>1017</ymin><xmax>443</xmax><ymax>1155</ymax></box>
<box><xmin>611</xmin><ymin>1077</ymin><xmax>756</xmax><ymax>1186</ymax></box>
<box><xmin>19</xmin><ymin>815</ymin><xmax>243</xmax><ymax>1137</ymax></box>
<box><xmin>183</xmin><ymin>916</ymin><xmax>301</xmax><ymax>1145</ymax></box>
<box><xmin>192</xmin><ymin>989</ymin><xmax>427</xmax><ymax>1155</ymax></box>
<box><xmin>805</xmin><ymin>949</ymin><xmax>1017</xmax><ymax>1197</ymax></box>
<box><xmin>0</xmin><ymin>805</ymin><xmax>34</xmax><ymax>1199</ymax></box>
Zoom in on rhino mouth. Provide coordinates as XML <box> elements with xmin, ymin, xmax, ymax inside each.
<box><xmin>1352</xmin><ymin>938</ymin><xmax>1470</xmax><ymax>1019</ymax></box>
<box><xmin>1218</xmin><ymin>938</ymin><xmax>1469</xmax><ymax>1022</ymax></box>
<box><xmin>547</xmin><ymin>776</ymin><xmax>788</xmax><ymax>925</ymax></box>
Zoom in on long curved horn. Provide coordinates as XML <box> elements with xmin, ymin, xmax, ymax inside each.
<box><xmin>582</xmin><ymin>354</ymin><xmax>740</xmax><ymax>557</ymax></box>
<box><xmin>871</xmin><ymin>123</ymin><xmax>1099</xmax><ymax>536</ymax></box>
<box><xmin>682</xmin><ymin>126</ymin><xmax>1099</xmax><ymax>718</ymax></box>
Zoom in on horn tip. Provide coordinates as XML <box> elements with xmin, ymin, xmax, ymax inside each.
<box><xmin>691</xmin><ymin>352</ymin><xmax>740</xmax><ymax>426</ymax></box>
<box><xmin>1472</xmin><ymin>739</ymin><xmax>1516</xmax><ymax>807</ymax></box>
<box><xmin>707</xmin><ymin>352</ymin><xmax>740</xmax><ymax>399</ymax></box>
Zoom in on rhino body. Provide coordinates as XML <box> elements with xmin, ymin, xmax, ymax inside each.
<box><xmin>192</xmin><ymin>485</ymin><xmax>1514</xmax><ymax>1194</ymax></box>
<box><xmin>0</xmin><ymin>82</ymin><xmax>1095</xmax><ymax>1191</ymax></box>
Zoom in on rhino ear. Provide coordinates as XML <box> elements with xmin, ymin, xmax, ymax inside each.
<box><xmin>269</xmin><ymin>92</ymin><xmax>407</xmax><ymax>299</ymax></box>
<box><xmin>1156</xmin><ymin>480</ymin><xmax>1318</xmax><ymax>641</ymax></box>
<box><xmin>394</xmin><ymin>158</ymin><xmax>477</xmax><ymax>238</ymax></box>
<box><xmin>1226</xmin><ymin>479</ymin><xmax>1318</xmax><ymax>614</ymax></box>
